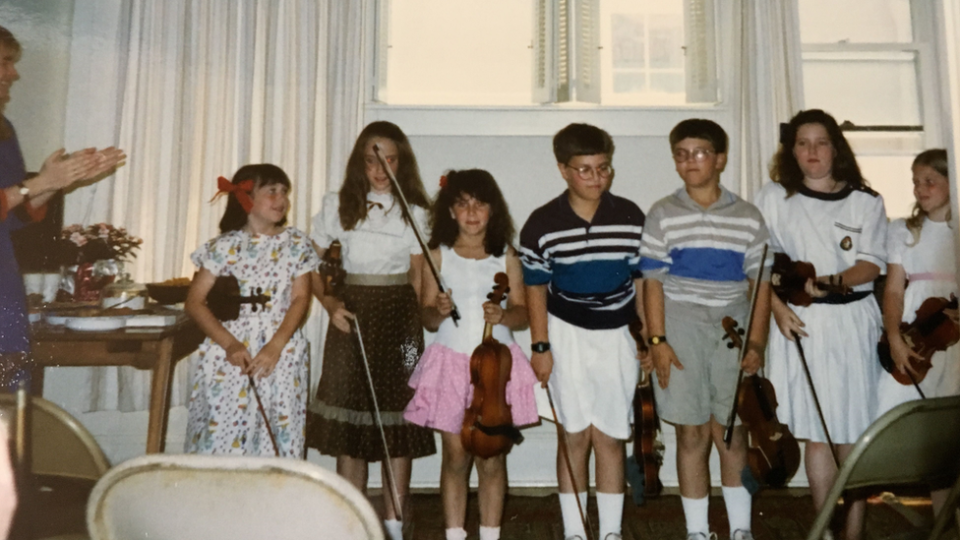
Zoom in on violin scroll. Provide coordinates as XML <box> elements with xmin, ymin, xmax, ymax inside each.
<box><xmin>206</xmin><ymin>274</ymin><xmax>270</xmax><ymax>322</ymax></box>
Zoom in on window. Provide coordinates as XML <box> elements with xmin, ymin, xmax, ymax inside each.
<box><xmin>798</xmin><ymin>0</ymin><xmax>940</xmax><ymax>218</ymax></box>
<box><xmin>374</xmin><ymin>0</ymin><xmax>719</xmax><ymax>107</ymax></box>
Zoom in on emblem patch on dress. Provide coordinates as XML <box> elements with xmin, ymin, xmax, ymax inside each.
<box><xmin>840</xmin><ymin>236</ymin><xmax>852</xmax><ymax>251</ymax></box>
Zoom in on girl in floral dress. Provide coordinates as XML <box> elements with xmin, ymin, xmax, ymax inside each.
<box><xmin>185</xmin><ymin>164</ymin><xmax>319</xmax><ymax>458</ymax></box>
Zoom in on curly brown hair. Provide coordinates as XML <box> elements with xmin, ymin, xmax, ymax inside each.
<box><xmin>427</xmin><ymin>169</ymin><xmax>515</xmax><ymax>257</ymax></box>
<box><xmin>338</xmin><ymin>121</ymin><xmax>429</xmax><ymax>231</ymax></box>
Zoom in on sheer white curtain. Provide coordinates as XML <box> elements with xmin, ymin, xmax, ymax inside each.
<box><xmin>935</xmin><ymin>0</ymin><xmax>960</xmax><ymax>282</ymax></box>
<box><xmin>48</xmin><ymin>0</ymin><xmax>366</xmax><ymax>414</ymax></box>
<box><xmin>737</xmin><ymin>0</ymin><xmax>805</xmax><ymax>200</ymax></box>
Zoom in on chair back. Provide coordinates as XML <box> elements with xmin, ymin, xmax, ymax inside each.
<box><xmin>87</xmin><ymin>454</ymin><xmax>384</xmax><ymax>540</ymax></box>
<box><xmin>0</xmin><ymin>394</ymin><xmax>110</xmax><ymax>481</ymax></box>
<box><xmin>806</xmin><ymin>395</ymin><xmax>960</xmax><ymax>540</ymax></box>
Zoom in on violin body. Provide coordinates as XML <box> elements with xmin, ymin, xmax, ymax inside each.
<box><xmin>461</xmin><ymin>273</ymin><xmax>523</xmax><ymax>459</ymax></box>
<box><xmin>771</xmin><ymin>253</ymin><xmax>849</xmax><ymax>306</ymax></box>
<box><xmin>721</xmin><ymin>316</ymin><xmax>800</xmax><ymax>489</ymax></box>
<box><xmin>206</xmin><ymin>274</ymin><xmax>270</xmax><ymax>321</ymax></box>
<box><xmin>629</xmin><ymin>319</ymin><xmax>663</xmax><ymax>499</ymax></box>
<box><xmin>878</xmin><ymin>296</ymin><xmax>960</xmax><ymax>385</ymax></box>
<box><xmin>319</xmin><ymin>240</ymin><xmax>347</xmax><ymax>297</ymax></box>
<box><xmin>736</xmin><ymin>374</ymin><xmax>801</xmax><ymax>488</ymax></box>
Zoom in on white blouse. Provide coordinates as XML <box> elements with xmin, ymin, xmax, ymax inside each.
<box><xmin>310</xmin><ymin>191</ymin><xmax>429</xmax><ymax>275</ymax></box>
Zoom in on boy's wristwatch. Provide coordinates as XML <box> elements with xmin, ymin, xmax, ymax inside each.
<box><xmin>531</xmin><ymin>341</ymin><xmax>551</xmax><ymax>353</ymax></box>
<box><xmin>648</xmin><ymin>335</ymin><xmax>668</xmax><ymax>346</ymax></box>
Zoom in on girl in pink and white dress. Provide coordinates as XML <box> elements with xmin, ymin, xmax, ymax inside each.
<box><xmin>404</xmin><ymin>169</ymin><xmax>539</xmax><ymax>540</ymax></box>
<box><xmin>878</xmin><ymin>149</ymin><xmax>959</xmax><ymax>515</ymax></box>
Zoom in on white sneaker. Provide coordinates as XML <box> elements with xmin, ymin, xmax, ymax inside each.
<box><xmin>731</xmin><ymin>530</ymin><xmax>754</xmax><ymax>540</ymax></box>
<box><xmin>686</xmin><ymin>533</ymin><xmax>718</xmax><ymax>540</ymax></box>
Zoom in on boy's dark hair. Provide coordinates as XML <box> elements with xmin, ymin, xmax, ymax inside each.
<box><xmin>770</xmin><ymin>109</ymin><xmax>867</xmax><ymax>197</ymax></box>
<box><xmin>219</xmin><ymin>163</ymin><xmax>291</xmax><ymax>233</ymax></box>
<box><xmin>428</xmin><ymin>169</ymin><xmax>515</xmax><ymax>258</ymax></box>
<box><xmin>552</xmin><ymin>123</ymin><xmax>615</xmax><ymax>164</ymax></box>
<box><xmin>340</xmin><ymin>121</ymin><xmax>429</xmax><ymax>231</ymax></box>
<box><xmin>669</xmin><ymin>119</ymin><xmax>728</xmax><ymax>154</ymax></box>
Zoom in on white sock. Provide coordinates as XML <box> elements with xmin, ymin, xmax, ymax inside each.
<box><xmin>596</xmin><ymin>492</ymin><xmax>623</xmax><ymax>538</ymax></box>
<box><xmin>479</xmin><ymin>526</ymin><xmax>501</xmax><ymax>540</ymax></box>
<box><xmin>722</xmin><ymin>485</ymin><xmax>752</xmax><ymax>534</ymax></box>
<box><xmin>681</xmin><ymin>495</ymin><xmax>710</xmax><ymax>535</ymax></box>
<box><xmin>559</xmin><ymin>491</ymin><xmax>588</xmax><ymax>538</ymax></box>
<box><xmin>384</xmin><ymin>519</ymin><xmax>403</xmax><ymax>540</ymax></box>
<box><xmin>445</xmin><ymin>527</ymin><xmax>468</xmax><ymax>540</ymax></box>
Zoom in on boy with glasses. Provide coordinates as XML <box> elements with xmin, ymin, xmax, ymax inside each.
<box><xmin>520</xmin><ymin>123</ymin><xmax>645</xmax><ymax>540</ymax></box>
<box><xmin>641</xmin><ymin>119</ymin><xmax>771</xmax><ymax>540</ymax></box>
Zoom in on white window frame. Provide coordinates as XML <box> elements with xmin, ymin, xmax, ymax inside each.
<box><xmin>364</xmin><ymin>0</ymin><xmax>737</xmax><ymax>138</ymax></box>
<box><xmin>799</xmin><ymin>0</ymin><xmax>943</xmax><ymax>153</ymax></box>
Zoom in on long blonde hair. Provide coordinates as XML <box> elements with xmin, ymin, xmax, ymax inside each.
<box><xmin>905</xmin><ymin>149</ymin><xmax>950</xmax><ymax>246</ymax></box>
<box><xmin>0</xmin><ymin>25</ymin><xmax>21</xmax><ymax>141</ymax></box>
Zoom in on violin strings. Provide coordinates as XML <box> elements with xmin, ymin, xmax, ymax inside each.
<box><xmin>354</xmin><ymin>318</ymin><xmax>405</xmax><ymax>522</ymax></box>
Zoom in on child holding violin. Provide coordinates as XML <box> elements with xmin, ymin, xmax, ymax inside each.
<box><xmin>184</xmin><ymin>164</ymin><xmax>319</xmax><ymax>457</ymax></box>
<box><xmin>641</xmin><ymin>119</ymin><xmax>771</xmax><ymax>540</ymax></box>
<box><xmin>403</xmin><ymin>169</ymin><xmax>539</xmax><ymax>540</ymax></box>
<box><xmin>307</xmin><ymin>121</ymin><xmax>436</xmax><ymax>540</ymax></box>
<box><xmin>878</xmin><ymin>149</ymin><xmax>959</xmax><ymax>515</ymax></box>
<box><xmin>755</xmin><ymin>109</ymin><xmax>888</xmax><ymax>540</ymax></box>
<box><xmin>520</xmin><ymin>123</ymin><xmax>645</xmax><ymax>540</ymax></box>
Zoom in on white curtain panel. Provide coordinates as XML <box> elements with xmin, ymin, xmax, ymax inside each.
<box><xmin>50</xmin><ymin>0</ymin><xmax>365</xmax><ymax>414</ymax></box>
<box><xmin>935</xmin><ymin>0</ymin><xmax>960</xmax><ymax>283</ymax></box>
<box><xmin>738</xmin><ymin>0</ymin><xmax>805</xmax><ymax>200</ymax></box>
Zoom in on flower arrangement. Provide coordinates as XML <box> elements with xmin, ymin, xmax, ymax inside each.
<box><xmin>60</xmin><ymin>223</ymin><xmax>143</xmax><ymax>265</ymax></box>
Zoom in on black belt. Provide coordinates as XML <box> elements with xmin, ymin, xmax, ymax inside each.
<box><xmin>810</xmin><ymin>290</ymin><xmax>872</xmax><ymax>305</ymax></box>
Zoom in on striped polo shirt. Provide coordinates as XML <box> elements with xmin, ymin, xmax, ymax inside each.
<box><xmin>640</xmin><ymin>186</ymin><xmax>770</xmax><ymax>307</ymax></box>
<box><xmin>520</xmin><ymin>191</ymin><xmax>645</xmax><ymax>329</ymax></box>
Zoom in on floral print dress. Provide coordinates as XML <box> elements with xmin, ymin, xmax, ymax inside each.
<box><xmin>185</xmin><ymin>227</ymin><xmax>319</xmax><ymax>457</ymax></box>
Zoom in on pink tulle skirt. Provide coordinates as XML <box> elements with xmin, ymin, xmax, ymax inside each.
<box><xmin>404</xmin><ymin>342</ymin><xmax>541</xmax><ymax>434</ymax></box>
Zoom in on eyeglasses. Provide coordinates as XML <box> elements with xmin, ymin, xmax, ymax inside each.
<box><xmin>565</xmin><ymin>163</ymin><xmax>614</xmax><ymax>179</ymax></box>
<box><xmin>672</xmin><ymin>148</ymin><xmax>716</xmax><ymax>163</ymax></box>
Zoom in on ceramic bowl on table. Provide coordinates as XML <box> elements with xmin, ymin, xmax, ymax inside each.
<box><xmin>146</xmin><ymin>283</ymin><xmax>190</xmax><ymax>305</ymax></box>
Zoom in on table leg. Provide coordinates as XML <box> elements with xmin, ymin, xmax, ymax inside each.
<box><xmin>146</xmin><ymin>337</ymin><xmax>175</xmax><ymax>453</ymax></box>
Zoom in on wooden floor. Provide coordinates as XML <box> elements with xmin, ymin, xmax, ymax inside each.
<box><xmin>28</xmin><ymin>478</ymin><xmax>948</xmax><ymax>540</ymax></box>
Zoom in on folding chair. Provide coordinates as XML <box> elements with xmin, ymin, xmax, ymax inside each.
<box><xmin>805</xmin><ymin>395</ymin><xmax>960</xmax><ymax>540</ymax></box>
<box><xmin>87</xmin><ymin>454</ymin><xmax>384</xmax><ymax>540</ymax></box>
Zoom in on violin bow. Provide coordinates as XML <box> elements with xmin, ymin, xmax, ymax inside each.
<box><xmin>353</xmin><ymin>318</ymin><xmax>406</xmax><ymax>522</ymax></box>
<box><xmin>372</xmin><ymin>143</ymin><xmax>460</xmax><ymax>326</ymax></box>
<box><xmin>242</xmin><ymin>363</ymin><xmax>279</xmax><ymax>456</ymax></box>
<box><xmin>545</xmin><ymin>387</ymin><xmax>594</xmax><ymax>540</ymax></box>
<box><xmin>790</xmin><ymin>333</ymin><xmax>841</xmax><ymax>468</ymax></box>
<box><xmin>724</xmin><ymin>244</ymin><xmax>768</xmax><ymax>448</ymax></box>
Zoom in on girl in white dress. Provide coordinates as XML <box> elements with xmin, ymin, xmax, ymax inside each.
<box><xmin>878</xmin><ymin>149</ymin><xmax>959</xmax><ymax>516</ymax></box>
<box><xmin>755</xmin><ymin>110</ymin><xmax>887</xmax><ymax>540</ymax></box>
<box><xmin>403</xmin><ymin>169</ymin><xmax>539</xmax><ymax>540</ymax></box>
<box><xmin>307</xmin><ymin>121</ymin><xmax>436</xmax><ymax>540</ymax></box>
<box><xmin>185</xmin><ymin>164</ymin><xmax>319</xmax><ymax>457</ymax></box>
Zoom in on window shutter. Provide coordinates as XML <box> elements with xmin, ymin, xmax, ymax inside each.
<box><xmin>683</xmin><ymin>0</ymin><xmax>718</xmax><ymax>103</ymax></box>
<box><xmin>574</xmin><ymin>0</ymin><xmax>600</xmax><ymax>103</ymax></box>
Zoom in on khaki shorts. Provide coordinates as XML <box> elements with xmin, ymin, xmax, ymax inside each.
<box><xmin>652</xmin><ymin>299</ymin><xmax>747</xmax><ymax>427</ymax></box>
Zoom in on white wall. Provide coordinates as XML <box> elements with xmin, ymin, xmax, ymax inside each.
<box><xmin>0</xmin><ymin>0</ymin><xmax>75</xmax><ymax>171</ymax></box>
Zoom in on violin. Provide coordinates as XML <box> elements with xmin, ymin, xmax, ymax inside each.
<box><xmin>206</xmin><ymin>274</ymin><xmax>270</xmax><ymax>322</ymax></box>
<box><xmin>461</xmin><ymin>273</ymin><xmax>524</xmax><ymax>459</ymax></box>
<box><xmin>771</xmin><ymin>252</ymin><xmax>850</xmax><ymax>306</ymax></box>
<box><xmin>629</xmin><ymin>319</ymin><xmax>664</xmax><ymax>499</ymax></box>
<box><xmin>878</xmin><ymin>295</ymin><xmax>960</xmax><ymax>386</ymax></box>
<box><xmin>722</xmin><ymin>317</ymin><xmax>801</xmax><ymax>488</ymax></box>
<box><xmin>319</xmin><ymin>239</ymin><xmax>346</xmax><ymax>298</ymax></box>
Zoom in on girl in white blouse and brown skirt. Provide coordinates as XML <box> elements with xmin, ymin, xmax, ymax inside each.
<box><xmin>307</xmin><ymin>121</ymin><xmax>436</xmax><ymax>540</ymax></box>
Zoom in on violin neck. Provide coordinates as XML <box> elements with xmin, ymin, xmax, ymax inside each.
<box><xmin>482</xmin><ymin>322</ymin><xmax>494</xmax><ymax>341</ymax></box>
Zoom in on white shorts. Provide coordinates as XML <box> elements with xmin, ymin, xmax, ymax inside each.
<box><xmin>546</xmin><ymin>314</ymin><xmax>640</xmax><ymax>440</ymax></box>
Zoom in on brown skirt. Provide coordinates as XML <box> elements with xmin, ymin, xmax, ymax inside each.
<box><xmin>306</xmin><ymin>283</ymin><xmax>436</xmax><ymax>461</ymax></box>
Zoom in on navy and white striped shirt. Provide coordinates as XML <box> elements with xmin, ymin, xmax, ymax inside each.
<box><xmin>520</xmin><ymin>191</ymin><xmax>644</xmax><ymax>329</ymax></box>
<box><xmin>640</xmin><ymin>186</ymin><xmax>770</xmax><ymax>307</ymax></box>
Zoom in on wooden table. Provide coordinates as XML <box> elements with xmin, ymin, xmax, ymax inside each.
<box><xmin>30</xmin><ymin>316</ymin><xmax>204</xmax><ymax>453</ymax></box>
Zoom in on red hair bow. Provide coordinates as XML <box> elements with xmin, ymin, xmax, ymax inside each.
<box><xmin>210</xmin><ymin>176</ymin><xmax>255</xmax><ymax>213</ymax></box>
<box><xmin>439</xmin><ymin>175</ymin><xmax>448</xmax><ymax>189</ymax></box>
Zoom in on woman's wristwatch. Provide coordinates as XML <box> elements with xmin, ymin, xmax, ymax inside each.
<box><xmin>648</xmin><ymin>335</ymin><xmax>668</xmax><ymax>346</ymax></box>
